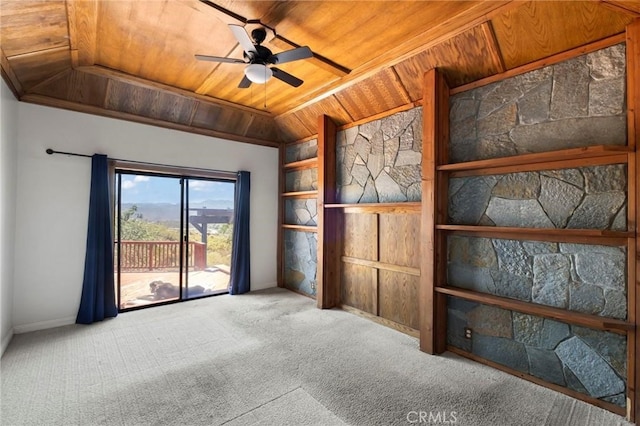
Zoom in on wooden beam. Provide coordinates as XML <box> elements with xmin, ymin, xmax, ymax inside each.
<box><xmin>65</xmin><ymin>0</ymin><xmax>98</xmax><ymax>67</ymax></box>
<box><xmin>277</xmin><ymin>144</ymin><xmax>285</xmax><ymax>288</ymax></box>
<box><xmin>316</xmin><ymin>114</ymin><xmax>340</xmax><ymax>308</ymax></box>
<box><xmin>420</xmin><ymin>68</ymin><xmax>449</xmax><ymax>355</ymax></box>
<box><xmin>628</xmin><ymin>17</ymin><xmax>640</xmax><ymax>425</ymax></box>
<box><xmin>0</xmin><ymin>48</ymin><xmax>23</xmax><ymax>97</ymax></box>
<box><xmin>479</xmin><ymin>21</ymin><xmax>507</xmax><ymax>73</ymax></box>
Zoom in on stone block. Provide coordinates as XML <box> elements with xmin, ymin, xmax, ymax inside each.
<box><xmin>566</xmin><ymin>192</ymin><xmax>626</xmax><ymax>229</ymax></box>
<box><xmin>360</xmin><ymin>177</ymin><xmax>379</xmax><ymax>203</ymax></box>
<box><xmin>582</xmin><ymin>164</ymin><xmax>626</xmax><ymax>193</ymax></box>
<box><xmin>450</xmin><ymin>97</ymin><xmax>479</xmax><ymax>122</ymax></box>
<box><xmin>540</xmin><ymin>319</ymin><xmax>571</xmax><ymax>350</ymax></box>
<box><xmin>485</xmin><ymin>198</ymin><xmax>553</xmax><ymax>228</ymax></box>
<box><xmin>555</xmin><ymin>336</ymin><xmax>625</xmax><ymax>398</ymax></box>
<box><xmin>490</xmin><ymin>270</ymin><xmax>532</xmax><ymax>301</ymax></box>
<box><xmin>406</xmin><ymin>183</ymin><xmax>421</xmax><ymax>202</ymax></box>
<box><xmin>477</xmin><ymin>103</ymin><xmax>517</xmax><ymax>137</ymax></box>
<box><xmin>351</xmin><ymin>163</ymin><xmax>371</xmax><ymax>187</ymax></box>
<box><xmin>468</xmin><ymin>305</ymin><xmax>513</xmax><ymax>338</ymax></box>
<box><xmin>354</xmin><ymin>135</ymin><xmax>370</xmax><ymax>163</ymax></box>
<box><xmin>339</xmin><ymin>183</ymin><xmax>364</xmax><ymax>203</ymax></box>
<box><xmin>381</xmin><ymin>109</ymin><xmax>417</xmax><ymax>140</ymax></box>
<box><xmin>472</xmin><ymin>334</ymin><xmax>528</xmax><ymax>373</ymax></box>
<box><xmin>366</xmin><ymin>153</ymin><xmax>385</xmax><ymax>179</ymax></box>
<box><xmin>532</xmin><ymin>254</ymin><xmax>570</xmax><ymax>308</ymax></box>
<box><xmin>477</xmin><ymin>79</ymin><xmax>523</xmax><ymax>119</ymax></box>
<box><xmin>541</xmin><ymin>169</ymin><xmax>584</xmax><ymax>188</ymax></box>
<box><xmin>522</xmin><ymin>241</ymin><xmax>558</xmax><ymax>256</ymax></box>
<box><xmin>384</xmin><ymin>137</ymin><xmax>400</xmax><ymax>166</ymax></box>
<box><xmin>513</xmin><ymin>312</ymin><xmax>543</xmax><ymax>346</ymax></box>
<box><xmin>550</xmin><ymin>58</ymin><xmax>589</xmax><ymax>120</ymax></box>
<box><xmin>612</xmin><ymin>206</ymin><xmax>627</xmax><ymax>231</ymax></box>
<box><xmin>574</xmin><ymin>250</ymin><xmax>625</xmax><ymax>291</ymax></box>
<box><xmin>527</xmin><ymin>347</ymin><xmax>566</xmax><ymax>386</ymax></box>
<box><xmin>338</xmin><ymin>126</ymin><xmax>358</xmax><ymax>146</ymax></box>
<box><xmin>539</xmin><ymin>176</ymin><xmax>584</xmax><ymax>228</ymax></box>
<box><xmin>448</xmin><ymin>264</ymin><xmax>496</xmax><ymax>294</ymax></box>
<box><xmin>569</xmin><ymin>282</ymin><xmax>605</xmax><ymax>315</ymax></box>
<box><xmin>448</xmin><ymin>236</ymin><xmax>497</xmax><ymax>269</ymax></box>
<box><xmin>449</xmin><ymin>177</ymin><xmax>494</xmax><ymax>224</ymax></box>
<box><xmin>602</xmin><ymin>289</ymin><xmax>627</xmax><ymax>320</ymax></box>
<box><xmin>492</xmin><ymin>172</ymin><xmax>540</xmax><ymax>200</ymax></box>
<box><xmin>586</xmin><ymin>43</ymin><xmax>626</xmax><ymax>80</ymax></box>
<box><xmin>388</xmin><ymin>165</ymin><xmax>421</xmax><ymax>189</ymax></box>
<box><xmin>359</xmin><ymin>120</ymin><xmax>381</xmax><ymax>140</ymax></box>
<box><xmin>374</xmin><ymin>170</ymin><xmax>407</xmax><ymax>202</ymax></box>
<box><xmin>475</xmin><ymin>134</ymin><xmax>518</xmax><ymax>160</ymax></box>
<box><xmin>589</xmin><ymin>77</ymin><xmax>625</xmax><ymax>116</ymax></box>
<box><xmin>517</xmin><ymin>81</ymin><xmax>551</xmax><ymax>125</ymax></box>
<box><xmin>572</xmin><ymin>326</ymin><xmax>627</xmax><ymax>379</ymax></box>
<box><xmin>563</xmin><ymin>365</ymin><xmax>588</xmax><ymax>394</ymax></box>
<box><xmin>450</xmin><ymin>114</ymin><xmax>476</xmax><ymax>145</ymax></box>
<box><xmin>394</xmin><ymin>149</ymin><xmax>422</xmax><ymax>167</ymax></box>
<box><xmin>492</xmin><ymin>239</ymin><xmax>532</xmax><ymax>277</ymax></box>
<box><xmin>510</xmin><ymin>116</ymin><xmax>627</xmax><ymax>152</ymax></box>
<box><xmin>516</xmin><ymin>66</ymin><xmax>553</xmax><ymax>93</ymax></box>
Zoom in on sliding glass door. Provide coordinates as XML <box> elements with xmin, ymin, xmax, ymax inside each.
<box><xmin>114</xmin><ymin>171</ymin><xmax>235</xmax><ymax>311</ymax></box>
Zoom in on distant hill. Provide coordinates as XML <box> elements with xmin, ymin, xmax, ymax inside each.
<box><xmin>121</xmin><ymin>199</ymin><xmax>233</xmax><ymax>222</ymax></box>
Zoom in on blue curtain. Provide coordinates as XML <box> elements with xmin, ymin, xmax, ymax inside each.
<box><xmin>76</xmin><ymin>154</ymin><xmax>118</xmax><ymax>324</ymax></box>
<box><xmin>229</xmin><ymin>171</ymin><xmax>250</xmax><ymax>295</ymax></box>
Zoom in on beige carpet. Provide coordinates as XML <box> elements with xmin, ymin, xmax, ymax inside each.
<box><xmin>0</xmin><ymin>288</ymin><xmax>633</xmax><ymax>425</ymax></box>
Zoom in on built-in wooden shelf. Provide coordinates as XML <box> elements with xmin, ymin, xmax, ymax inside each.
<box><xmin>325</xmin><ymin>202</ymin><xmax>421</xmax><ymax>213</ymax></box>
<box><xmin>436</xmin><ymin>224</ymin><xmax>631</xmax><ymax>246</ymax></box>
<box><xmin>437</xmin><ymin>286</ymin><xmax>634</xmax><ymax>335</ymax></box>
<box><xmin>282</xmin><ymin>224</ymin><xmax>318</xmax><ymax>232</ymax></box>
<box><xmin>282</xmin><ymin>190</ymin><xmax>318</xmax><ymax>198</ymax></box>
<box><xmin>438</xmin><ymin>145</ymin><xmax>631</xmax><ymax>178</ymax></box>
<box><xmin>283</xmin><ymin>157</ymin><xmax>317</xmax><ymax>170</ymax></box>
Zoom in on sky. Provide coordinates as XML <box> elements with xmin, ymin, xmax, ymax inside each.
<box><xmin>119</xmin><ymin>173</ymin><xmax>235</xmax><ymax>204</ymax></box>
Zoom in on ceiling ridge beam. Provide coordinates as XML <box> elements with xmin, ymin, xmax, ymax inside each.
<box><xmin>601</xmin><ymin>0</ymin><xmax>640</xmax><ymax>16</ymax></box>
<box><xmin>65</xmin><ymin>0</ymin><xmax>98</xmax><ymax>67</ymax></box>
<box><xmin>76</xmin><ymin>65</ymin><xmax>273</xmax><ymax>117</ymax></box>
<box><xmin>274</xmin><ymin>0</ymin><xmax>519</xmax><ymax>119</ymax></box>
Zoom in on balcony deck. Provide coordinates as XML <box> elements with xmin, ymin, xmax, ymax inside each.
<box><xmin>118</xmin><ymin>266</ymin><xmax>230</xmax><ymax>309</ymax></box>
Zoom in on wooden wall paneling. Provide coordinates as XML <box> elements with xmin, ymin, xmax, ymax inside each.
<box><xmin>604</xmin><ymin>1</ymin><xmax>640</xmax><ymax>15</ymax></box>
<box><xmin>0</xmin><ymin>0</ymin><xmax>69</xmax><ymax>57</ymax></box>
<box><xmin>378</xmin><ymin>213</ymin><xmax>421</xmax><ymax>268</ymax></box>
<box><xmin>317</xmin><ymin>115</ymin><xmax>341</xmax><ymax>308</ymax></box>
<box><xmin>342</xmin><ymin>263</ymin><xmax>377</xmax><ymax>315</ymax></box>
<box><xmin>333</xmin><ymin>68</ymin><xmax>414</xmax><ymax>122</ymax></box>
<box><xmin>7</xmin><ymin>49</ymin><xmax>71</xmax><ymax>92</ymax></box>
<box><xmin>378</xmin><ymin>270</ymin><xmax>420</xmax><ymax>330</ymax></box>
<box><xmin>66</xmin><ymin>0</ymin><xmax>97</xmax><ymax>66</ymax></box>
<box><xmin>628</xmin><ymin>18</ymin><xmax>640</xmax><ymax>424</ymax></box>
<box><xmin>343</xmin><ymin>213</ymin><xmax>378</xmax><ymax>261</ymax></box>
<box><xmin>393</xmin><ymin>24</ymin><xmax>505</xmax><ymax>99</ymax></box>
<box><xmin>32</xmin><ymin>69</ymin><xmax>108</xmax><ymax>108</ymax></box>
<box><xmin>275</xmin><ymin>113</ymin><xmax>316</xmax><ymax>143</ymax></box>
<box><xmin>289</xmin><ymin>96</ymin><xmax>354</xmax><ymax>131</ymax></box>
<box><xmin>190</xmin><ymin>102</ymin><xmax>280</xmax><ymax>143</ymax></box>
<box><xmin>243</xmin><ymin>113</ymin><xmax>280</xmax><ymax>141</ymax></box>
<box><xmin>420</xmin><ymin>68</ymin><xmax>449</xmax><ymax>355</ymax></box>
<box><xmin>491</xmin><ymin>1</ymin><xmax>633</xmax><ymax>69</ymax></box>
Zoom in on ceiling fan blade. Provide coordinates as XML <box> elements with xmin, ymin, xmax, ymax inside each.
<box><xmin>270</xmin><ymin>46</ymin><xmax>313</xmax><ymax>65</ymax></box>
<box><xmin>229</xmin><ymin>24</ymin><xmax>257</xmax><ymax>56</ymax></box>
<box><xmin>271</xmin><ymin>67</ymin><xmax>303</xmax><ymax>87</ymax></box>
<box><xmin>194</xmin><ymin>54</ymin><xmax>245</xmax><ymax>64</ymax></box>
<box><xmin>238</xmin><ymin>75</ymin><xmax>252</xmax><ymax>89</ymax></box>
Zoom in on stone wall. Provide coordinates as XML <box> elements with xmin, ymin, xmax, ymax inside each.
<box><xmin>448</xmin><ymin>297</ymin><xmax>627</xmax><ymax>407</ymax></box>
<box><xmin>449</xmin><ymin>44</ymin><xmax>626</xmax><ymax>163</ymax></box>
<box><xmin>283</xmin><ymin>230</ymin><xmax>317</xmax><ymax>297</ymax></box>
<box><xmin>336</xmin><ymin>107</ymin><xmax>423</xmax><ymax>203</ymax></box>
<box><xmin>285</xmin><ymin>138</ymin><xmax>318</xmax><ymax>163</ymax></box>
<box><xmin>284</xmin><ymin>199</ymin><xmax>317</xmax><ymax>226</ymax></box>
<box><xmin>448</xmin><ymin>236</ymin><xmax>627</xmax><ymax>319</ymax></box>
<box><xmin>285</xmin><ymin>168</ymin><xmax>318</xmax><ymax>192</ymax></box>
<box><xmin>449</xmin><ymin>165</ymin><xmax>627</xmax><ymax>230</ymax></box>
<box><xmin>284</xmin><ymin>141</ymin><xmax>319</xmax><ymax>298</ymax></box>
<box><xmin>446</xmin><ymin>42</ymin><xmax>628</xmax><ymax>408</ymax></box>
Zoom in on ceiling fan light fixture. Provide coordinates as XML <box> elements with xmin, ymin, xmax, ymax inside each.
<box><xmin>244</xmin><ymin>63</ymin><xmax>272</xmax><ymax>84</ymax></box>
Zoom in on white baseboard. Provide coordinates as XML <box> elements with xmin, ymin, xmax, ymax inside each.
<box><xmin>13</xmin><ymin>316</ymin><xmax>75</xmax><ymax>334</ymax></box>
<box><xmin>1</xmin><ymin>328</ymin><xmax>14</xmax><ymax>356</ymax></box>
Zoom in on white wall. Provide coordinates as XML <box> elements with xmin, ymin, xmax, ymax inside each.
<box><xmin>1</xmin><ymin>79</ymin><xmax>19</xmax><ymax>353</ymax></box>
<box><xmin>13</xmin><ymin>103</ymin><xmax>278</xmax><ymax>332</ymax></box>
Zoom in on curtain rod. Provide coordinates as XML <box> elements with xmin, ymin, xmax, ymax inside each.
<box><xmin>45</xmin><ymin>148</ymin><xmax>238</xmax><ymax>176</ymax></box>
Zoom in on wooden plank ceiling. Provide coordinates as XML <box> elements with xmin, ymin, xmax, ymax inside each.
<box><xmin>1</xmin><ymin>0</ymin><xmax>639</xmax><ymax>145</ymax></box>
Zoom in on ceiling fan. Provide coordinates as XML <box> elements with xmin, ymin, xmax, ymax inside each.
<box><xmin>195</xmin><ymin>24</ymin><xmax>313</xmax><ymax>88</ymax></box>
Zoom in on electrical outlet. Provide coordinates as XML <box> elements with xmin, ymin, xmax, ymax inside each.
<box><xmin>464</xmin><ymin>327</ymin><xmax>472</xmax><ymax>339</ymax></box>
<box><xmin>310</xmin><ymin>281</ymin><xmax>316</xmax><ymax>291</ymax></box>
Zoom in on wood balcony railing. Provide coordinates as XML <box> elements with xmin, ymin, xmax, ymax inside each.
<box><xmin>117</xmin><ymin>241</ymin><xmax>206</xmax><ymax>271</ymax></box>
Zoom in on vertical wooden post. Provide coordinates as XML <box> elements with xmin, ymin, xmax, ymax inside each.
<box><xmin>420</xmin><ymin>69</ymin><xmax>450</xmax><ymax>354</ymax></box>
<box><xmin>317</xmin><ymin>115</ymin><xmax>341</xmax><ymax>308</ymax></box>
<box><xmin>277</xmin><ymin>142</ymin><xmax>285</xmax><ymax>288</ymax></box>
<box><xmin>627</xmin><ymin>18</ymin><xmax>640</xmax><ymax>425</ymax></box>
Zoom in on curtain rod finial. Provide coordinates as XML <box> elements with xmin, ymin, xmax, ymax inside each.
<box><xmin>46</xmin><ymin>148</ymin><xmax>54</xmax><ymax>155</ymax></box>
